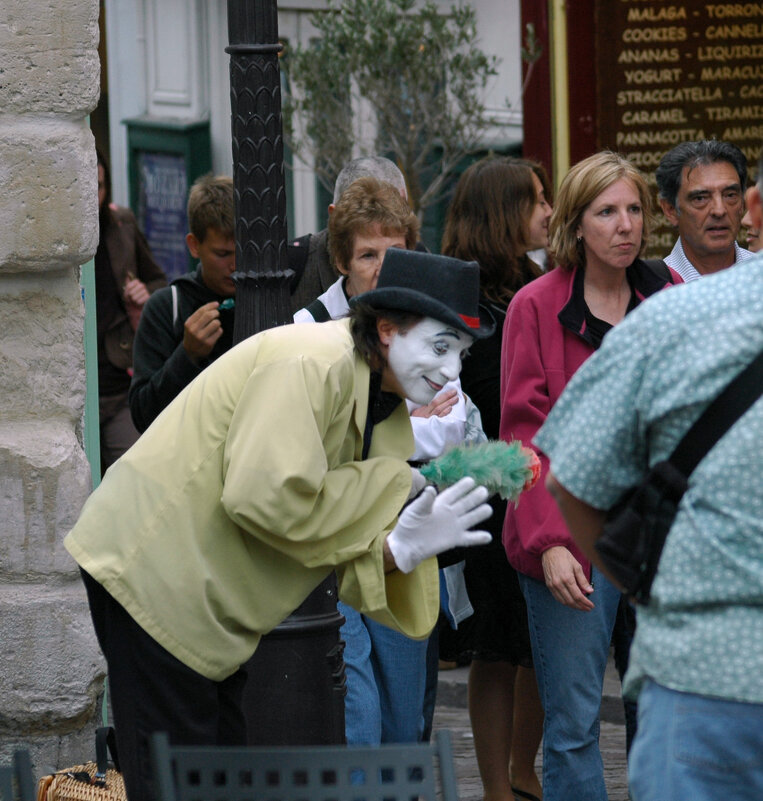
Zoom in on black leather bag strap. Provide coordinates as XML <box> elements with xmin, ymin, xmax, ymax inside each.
<box><xmin>642</xmin><ymin>257</ymin><xmax>672</xmax><ymax>282</ymax></box>
<box><xmin>305</xmin><ymin>297</ymin><xmax>331</xmax><ymax>322</ymax></box>
<box><xmin>669</xmin><ymin>348</ymin><xmax>763</xmax><ymax>478</ymax></box>
<box><xmin>95</xmin><ymin>726</ymin><xmax>121</xmax><ymax>783</ymax></box>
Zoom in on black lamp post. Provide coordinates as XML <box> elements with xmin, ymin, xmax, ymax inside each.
<box><xmin>226</xmin><ymin>0</ymin><xmax>292</xmax><ymax>334</ymax></box>
<box><xmin>226</xmin><ymin>0</ymin><xmax>345</xmax><ymax>746</ymax></box>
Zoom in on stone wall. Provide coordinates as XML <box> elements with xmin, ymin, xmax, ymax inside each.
<box><xmin>0</xmin><ymin>0</ymin><xmax>105</xmax><ymax>773</ymax></box>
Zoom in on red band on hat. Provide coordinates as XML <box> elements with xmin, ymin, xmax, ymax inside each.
<box><xmin>459</xmin><ymin>313</ymin><xmax>480</xmax><ymax>329</ymax></box>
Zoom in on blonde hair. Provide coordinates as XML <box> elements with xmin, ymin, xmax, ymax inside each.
<box><xmin>328</xmin><ymin>177</ymin><xmax>419</xmax><ymax>271</ymax></box>
<box><xmin>549</xmin><ymin>151</ymin><xmax>653</xmax><ymax>270</ymax></box>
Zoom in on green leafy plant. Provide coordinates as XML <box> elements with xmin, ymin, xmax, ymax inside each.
<box><xmin>282</xmin><ymin>0</ymin><xmax>499</xmax><ymax>214</ymax></box>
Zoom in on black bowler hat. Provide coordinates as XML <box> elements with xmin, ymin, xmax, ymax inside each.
<box><xmin>350</xmin><ymin>248</ymin><xmax>495</xmax><ymax>339</ymax></box>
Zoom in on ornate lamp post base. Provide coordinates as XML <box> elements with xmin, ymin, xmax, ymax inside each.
<box><xmin>226</xmin><ymin>0</ymin><xmax>346</xmax><ymax>745</ymax></box>
<box><xmin>243</xmin><ymin>575</ymin><xmax>346</xmax><ymax>745</ymax></box>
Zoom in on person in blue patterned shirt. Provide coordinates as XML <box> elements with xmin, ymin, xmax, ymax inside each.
<box><xmin>535</xmin><ymin>147</ymin><xmax>763</xmax><ymax>800</ymax></box>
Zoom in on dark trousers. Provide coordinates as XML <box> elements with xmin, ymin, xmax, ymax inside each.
<box><xmin>421</xmin><ymin>624</ymin><xmax>440</xmax><ymax>742</ymax></box>
<box><xmin>98</xmin><ymin>392</ymin><xmax>141</xmax><ymax>477</ymax></box>
<box><xmin>80</xmin><ymin>570</ymin><xmax>248</xmax><ymax>801</ymax></box>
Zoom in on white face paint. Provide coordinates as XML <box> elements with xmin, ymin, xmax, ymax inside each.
<box><xmin>386</xmin><ymin>317</ymin><xmax>474</xmax><ymax>404</ymax></box>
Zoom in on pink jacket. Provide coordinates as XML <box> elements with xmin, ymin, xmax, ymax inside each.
<box><xmin>499</xmin><ymin>261</ymin><xmax>682</xmax><ymax>581</ymax></box>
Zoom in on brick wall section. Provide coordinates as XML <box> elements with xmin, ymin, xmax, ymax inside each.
<box><xmin>0</xmin><ymin>0</ymin><xmax>105</xmax><ymax>773</ymax></box>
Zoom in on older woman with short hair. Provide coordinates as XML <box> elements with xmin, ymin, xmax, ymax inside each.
<box><xmin>499</xmin><ymin>151</ymin><xmax>682</xmax><ymax>801</ymax></box>
<box><xmin>294</xmin><ymin>176</ymin><xmax>420</xmax><ymax>323</ymax></box>
<box><xmin>296</xmin><ymin>179</ymin><xmax>478</xmax><ymax>747</ymax></box>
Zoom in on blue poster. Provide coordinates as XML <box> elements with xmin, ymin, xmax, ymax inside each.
<box><xmin>137</xmin><ymin>152</ymin><xmax>189</xmax><ymax>282</ymax></box>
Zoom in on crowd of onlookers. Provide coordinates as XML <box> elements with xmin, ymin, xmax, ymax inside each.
<box><xmin>86</xmin><ymin>137</ymin><xmax>762</xmax><ymax>801</ymax></box>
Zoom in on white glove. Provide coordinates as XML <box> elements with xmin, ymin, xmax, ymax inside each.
<box><xmin>408</xmin><ymin>466</ymin><xmax>428</xmax><ymax>500</ymax></box>
<box><xmin>387</xmin><ymin>477</ymin><xmax>492</xmax><ymax>574</ymax></box>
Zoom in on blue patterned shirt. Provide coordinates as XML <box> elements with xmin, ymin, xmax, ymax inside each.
<box><xmin>534</xmin><ymin>256</ymin><xmax>763</xmax><ymax>703</ymax></box>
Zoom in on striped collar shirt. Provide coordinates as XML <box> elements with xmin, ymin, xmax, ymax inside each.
<box><xmin>664</xmin><ymin>237</ymin><xmax>754</xmax><ymax>282</ymax></box>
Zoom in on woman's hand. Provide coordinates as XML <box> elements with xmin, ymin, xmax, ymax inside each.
<box><xmin>124</xmin><ymin>276</ymin><xmax>150</xmax><ymax>307</ymax></box>
<box><xmin>541</xmin><ymin>545</ymin><xmax>595</xmax><ymax>611</ymax></box>
<box><xmin>410</xmin><ymin>388</ymin><xmax>459</xmax><ymax>418</ymax></box>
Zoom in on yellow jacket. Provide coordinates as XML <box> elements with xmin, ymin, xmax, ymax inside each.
<box><xmin>66</xmin><ymin>319</ymin><xmax>439</xmax><ymax>680</ymax></box>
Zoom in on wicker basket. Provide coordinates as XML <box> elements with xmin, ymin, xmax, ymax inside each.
<box><xmin>37</xmin><ymin>763</ymin><xmax>126</xmax><ymax>801</ymax></box>
<box><xmin>37</xmin><ymin>729</ymin><xmax>126</xmax><ymax>801</ymax></box>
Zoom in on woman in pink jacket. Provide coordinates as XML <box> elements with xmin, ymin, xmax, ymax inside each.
<box><xmin>499</xmin><ymin>152</ymin><xmax>681</xmax><ymax>801</ymax></box>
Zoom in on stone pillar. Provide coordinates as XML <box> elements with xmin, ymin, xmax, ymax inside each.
<box><xmin>0</xmin><ymin>0</ymin><xmax>103</xmax><ymax>773</ymax></box>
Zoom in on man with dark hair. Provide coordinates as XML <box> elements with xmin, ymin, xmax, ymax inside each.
<box><xmin>537</xmin><ymin>145</ymin><xmax>763</xmax><ymax>800</ymax></box>
<box><xmin>656</xmin><ymin>139</ymin><xmax>753</xmax><ymax>281</ymax></box>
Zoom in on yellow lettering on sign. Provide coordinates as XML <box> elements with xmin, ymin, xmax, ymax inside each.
<box><xmin>619</xmin><ymin>151</ymin><xmax>666</xmax><ymax>168</ymax></box>
<box><xmin>705</xmin><ymin>105</ymin><xmax>763</xmax><ymax>120</ymax></box>
<box><xmin>621</xmin><ymin>108</ymin><xmax>688</xmax><ymax>124</ymax></box>
<box><xmin>617</xmin><ymin>87</ymin><xmax>722</xmax><ymax>104</ymax></box>
<box><xmin>622</xmin><ymin>26</ymin><xmax>688</xmax><ymax>42</ymax></box>
<box><xmin>615</xmin><ymin>129</ymin><xmax>705</xmax><ymax>146</ymax></box>
<box><xmin>618</xmin><ymin>48</ymin><xmax>681</xmax><ymax>63</ymax></box>
<box><xmin>627</xmin><ymin>6</ymin><xmax>687</xmax><ymax>21</ymax></box>
<box><xmin>707</xmin><ymin>23</ymin><xmax>763</xmax><ymax>38</ymax></box>
<box><xmin>697</xmin><ymin>44</ymin><xmax>763</xmax><ymax>60</ymax></box>
<box><xmin>721</xmin><ymin>124</ymin><xmax>763</xmax><ymax>140</ymax></box>
<box><xmin>700</xmin><ymin>64</ymin><xmax>763</xmax><ymax>80</ymax></box>
<box><xmin>624</xmin><ymin>68</ymin><xmax>683</xmax><ymax>83</ymax></box>
<box><xmin>651</xmin><ymin>232</ymin><xmax>677</xmax><ymax>250</ymax></box>
<box><xmin>706</xmin><ymin>4</ymin><xmax>763</xmax><ymax>18</ymax></box>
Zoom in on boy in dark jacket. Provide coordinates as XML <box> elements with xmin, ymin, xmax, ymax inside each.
<box><xmin>129</xmin><ymin>174</ymin><xmax>236</xmax><ymax>432</ymax></box>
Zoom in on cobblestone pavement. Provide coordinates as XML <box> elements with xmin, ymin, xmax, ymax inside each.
<box><xmin>431</xmin><ymin>655</ymin><xmax>630</xmax><ymax>801</ymax></box>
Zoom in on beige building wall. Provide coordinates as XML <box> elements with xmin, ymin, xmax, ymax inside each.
<box><xmin>0</xmin><ymin>0</ymin><xmax>106</xmax><ymax>773</ymax></box>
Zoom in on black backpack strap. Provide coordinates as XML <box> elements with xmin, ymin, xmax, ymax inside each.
<box><xmin>642</xmin><ymin>258</ymin><xmax>673</xmax><ymax>283</ymax></box>
<box><xmin>288</xmin><ymin>233</ymin><xmax>311</xmax><ymax>293</ymax></box>
<box><xmin>670</xmin><ymin>348</ymin><xmax>763</xmax><ymax>476</ymax></box>
<box><xmin>595</xmin><ymin>346</ymin><xmax>763</xmax><ymax>604</ymax></box>
<box><xmin>305</xmin><ymin>298</ymin><xmax>331</xmax><ymax>322</ymax></box>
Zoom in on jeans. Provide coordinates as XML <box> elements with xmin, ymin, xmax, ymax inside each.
<box><xmin>339</xmin><ymin>601</ymin><xmax>428</xmax><ymax>744</ymax></box>
<box><xmin>630</xmin><ymin>680</ymin><xmax>763</xmax><ymax>801</ymax></box>
<box><xmin>518</xmin><ymin>567</ymin><xmax>621</xmax><ymax>801</ymax></box>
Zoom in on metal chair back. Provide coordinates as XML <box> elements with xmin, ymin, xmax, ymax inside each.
<box><xmin>150</xmin><ymin>729</ymin><xmax>459</xmax><ymax>801</ymax></box>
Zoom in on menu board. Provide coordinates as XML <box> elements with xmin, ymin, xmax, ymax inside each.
<box><xmin>136</xmin><ymin>151</ymin><xmax>189</xmax><ymax>282</ymax></box>
<box><xmin>595</xmin><ymin>1</ymin><xmax>763</xmax><ymax>254</ymax></box>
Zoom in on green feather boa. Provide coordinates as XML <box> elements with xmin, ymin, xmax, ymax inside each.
<box><xmin>419</xmin><ymin>440</ymin><xmax>541</xmax><ymax>503</ymax></box>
